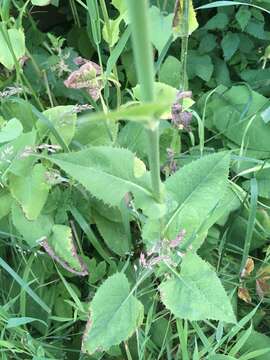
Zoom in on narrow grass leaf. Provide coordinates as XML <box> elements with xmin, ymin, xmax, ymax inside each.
<box><xmin>196</xmin><ymin>2</ymin><xmax>270</xmax><ymax>15</ymax></box>
<box><xmin>0</xmin><ymin>257</ymin><xmax>51</xmax><ymax>313</ymax></box>
<box><xmin>6</xmin><ymin>317</ymin><xmax>48</xmax><ymax>329</ymax></box>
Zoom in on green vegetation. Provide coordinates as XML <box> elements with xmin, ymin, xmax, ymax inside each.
<box><xmin>0</xmin><ymin>0</ymin><xmax>270</xmax><ymax>359</ymax></box>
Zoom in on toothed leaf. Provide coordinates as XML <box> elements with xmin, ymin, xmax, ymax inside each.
<box><xmin>82</xmin><ymin>272</ymin><xmax>143</xmax><ymax>354</ymax></box>
<box><xmin>42</xmin><ymin>225</ymin><xmax>88</xmax><ymax>276</ymax></box>
<box><xmin>48</xmin><ymin>146</ymin><xmax>166</xmax><ymax>218</ymax></box>
<box><xmin>143</xmin><ymin>152</ymin><xmax>230</xmax><ymax>250</ymax></box>
<box><xmin>159</xmin><ymin>253</ymin><xmax>236</xmax><ymax>323</ymax></box>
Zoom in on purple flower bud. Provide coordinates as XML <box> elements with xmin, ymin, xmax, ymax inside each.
<box><xmin>179</xmin><ymin>111</ymin><xmax>192</xmax><ymax>129</ymax></box>
<box><xmin>171</xmin><ymin>103</ymin><xmax>183</xmax><ymax>126</ymax></box>
<box><xmin>171</xmin><ymin>90</ymin><xmax>193</xmax><ymax>130</ymax></box>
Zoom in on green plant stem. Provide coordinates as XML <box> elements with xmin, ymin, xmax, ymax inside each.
<box><xmin>86</xmin><ymin>0</ymin><xmax>114</xmax><ymax>140</ymax></box>
<box><xmin>180</xmin><ymin>0</ymin><xmax>190</xmax><ymax>91</ymax></box>
<box><xmin>146</xmin><ymin>123</ymin><xmax>162</xmax><ymax>202</ymax></box>
<box><xmin>126</xmin><ymin>0</ymin><xmax>162</xmax><ymax>203</ymax></box>
<box><xmin>99</xmin><ymin>0</ymin><xmax>121</xmax><ymax>107</ymax></box>
<box><xmin>70</xmin><ymin>0</ymin><xmax>81</xmax><ymax>27</ymax></box>
<box><xmin>240</xmin><ymin>178</ymin><xmax>258</xmax><ymax>275</ymax></box>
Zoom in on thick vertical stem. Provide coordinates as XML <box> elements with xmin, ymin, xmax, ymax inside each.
<box><xmin>126</xmin><ymin>0</ymin><xmax>154</xmax><ymax>102</ymax></box>
<box><xmin>126</xmin><ymin>0</ymin><xmax>162</xmax><ymax>202</ymax></box>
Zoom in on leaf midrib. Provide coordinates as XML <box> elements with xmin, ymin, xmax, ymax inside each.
<box><xmin>163</xmin><ymin>154</ymin><xmax>227</xmax><ymax>236</ymax></box>
<box><xmin>53</xmin><ymin>159</ymin><xmax>154</xmax><ymax>200</ymax></box>
<box><xmin>86</xmin><ymin>279</ymin><xmax>141</xmax><ymax>350</ymax></box>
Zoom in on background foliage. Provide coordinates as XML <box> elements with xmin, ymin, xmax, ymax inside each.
<box><xmin>0</xmin><ymin>0</ymin><xmax>270</xmax><ymax>359</ymax></box>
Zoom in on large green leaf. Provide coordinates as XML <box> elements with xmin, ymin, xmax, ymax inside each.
<box><xmin>159</xmin><ymin>253</ymin><xmax>236</xmax><ymax>323</ymax></box>
<box><xmin>133</xmin><ymin>81</ymin><xmax>178</xmax><ymax>104</ymax></box>
<box><xmin>205</xmin><ymin>12</ymin><xmax>229</xmax><ymax>30</ymax></box>
<box><xmin>37</xmin><ymin>106</ymin><xmax>77</xmax><ymax>147</ymax></box>
<box><xmin>159</xmin><ymin>56</ymin><xmax>182</xmax><ymax>88</ymax></box>
<box><xmin>148</xmin><ymin>6</ymin><xmax>173</xmax><ymax>54</ymax></box>
<box><xmin>198</xmin><ymin>33</ymin><xmax>217</xmax><ymax>54</ymax></box>
<box><xmin>193</xmin><ymin>186</ymin><xmax>241</xmax><ymax>249</ymax></box>
<box><xmin>82</xmin><ymin>272</ymin><xmax>143</xmax><ymax>354</ymax></box>
<box><xmin>133</xmin><ymin>82</ymin><xmax>194</xmax><ymax>118</ymax></box>
<box><xmin>9</xmin><ymin>164</ymin><xmax>51</xmax><ymax>220</ymax></box>
<box><xmin>11</xmin><ymin>202</ymin><xmax>53</xmax><ymax>247</ymax></box>
<box><xmin>74</xmin><ymin>111</ymin><xmax>118</xmax><ymax>146</ymax></box>
<box><xmin>0</xmin><ymin>190</ymin><xmax>13</xmax><ymax>220</ymax></box>
<box><xmin>165</xmin><ymin>152</ymin><xmax>230</xmax><ymax>245</ymax></box>
<box><xmin>221</xmin><ymin>32</ymin><xmax>240</xmax><ymax>61</ymax></box>
<box><xmin>173</xmin><ymin>0</ymin><xmax>199</xmax><ymax>37</ymax></box>
<box><xmin>102</xmin><ymin>17</ymin><xmax>122</xmax><ymax>47</ymax></box>
<box><xmin>143</xmin><ymin>152</ymin><xmax>230</xmax><ymax>250</ymax></box>
<box><xmin>0</xmin><ymin>118</ymin><xmax>23</xmax><ymax>144</ymax></box>
<box><xmin>236</xmin><ymin>6</ymin><xmax>251</xmax><ymax>30</ymax></box>
<box><xmin>78</xmin><ymin>101</ymin><xmax>170</xmax><ymax>125</ymax></box>
<box><xmin>94</xmin><ymin>212</ymin><xmax>132</xmax><ymax>256</ymax></box>
<box><xmin>202</xmin><ymin>86</ymin><xmax>270</xmax><ymax>154</ymax></box>
<box><xmin>118</xmin><ymin>121</ymin><xmax>171</xmax><ymax>161</ymax></box>
<box><xmin>42</xmin><ymin>225</ymin><xmax>88</xmax><ymax>276</ymax></box>
<box><xmin>1</xmin><ymin>99</ymin><xmax>37</xmax><ymax>132</ymax></box>
<box><xmin>49</xmin><ymin>146</ymin><xmax>166</xmax><ymax>218</ymax></box>
<box><xmin>0</xmin><ymin>131</ymin><xmax>36</xmax><ymax>179</ymax></box>
<box><xmin>0</xmin><ymin>25</ymin><xmax>25</xmax><ymax>70</ymax></box>
<box><xmin>187</xmin><ymin>51</ymin><xmax>214</xmax><ymax>82</ymax></box>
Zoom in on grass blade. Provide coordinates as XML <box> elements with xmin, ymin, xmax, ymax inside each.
<box><xmin>196</xmin><ymin>1</ymin><xmax>270</xmax><ymax>15</ymax></box>
<box><xmin>0</xmin><ymin>257</ymin><xmax>51</xmax><ymax>314</ymax></box>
